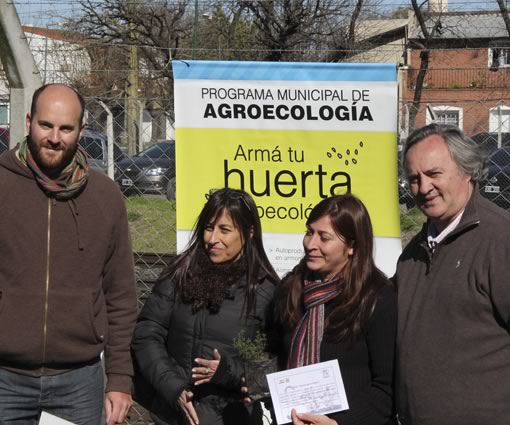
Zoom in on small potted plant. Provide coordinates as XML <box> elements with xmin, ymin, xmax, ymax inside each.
<box><xmin>233</xmin><ymin>330</ymin><xmax>276</xmax><ymax>400</ymax></box>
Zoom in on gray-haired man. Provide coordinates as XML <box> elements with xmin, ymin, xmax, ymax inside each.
<box><xmin>395</xmin><ymin>123</ymin><xmax>510</xmax><ymax>425</ymax></box>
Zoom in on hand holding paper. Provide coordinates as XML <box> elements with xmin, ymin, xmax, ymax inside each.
<box><xmin>291</xmin><ymin>409</ymin><xmax>338</xmax><ymax>425</ymax></box>
<box><xmin>266</xmin><ymin>360</ymin><xmax>349</xmax><ymax>425</ymax></box>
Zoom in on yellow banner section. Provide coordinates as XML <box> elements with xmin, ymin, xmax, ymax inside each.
<box><xmin>177</xmin><ymin>128</ymin><xmax>399</xmax><ymax>237</ymax></box>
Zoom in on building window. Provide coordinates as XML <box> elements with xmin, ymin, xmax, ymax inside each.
<box><xmin>489</xmin><ymin>106</ymin><xmax>510</xmax><ymax>133</ymax></box>
<box><xmin>0</xmin><ymin>104</ymin><xmax>8</xmax><ymax>126</ymax></box>
<box><xmin>426</xmin><ymin>105</ymin><xmax>463</xmax><ymax>129</ymax></box>
<box><xmin>489</xmin><ymin>47</ymin><xmax>510</xmax><ymax>69</ymax></box>
<box><xmin>436</xmin><ymin>111</ymin><xmax>459</xmax><ymax>126</ymax></box>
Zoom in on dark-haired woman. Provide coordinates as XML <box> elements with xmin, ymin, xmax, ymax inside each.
<box><xmin>132</xmin><ymin>188</ymin><xmax>279</xmax><ymax>425</ymax></box>
<box><xmin>273</xmin><ymin>194</ymin><xmax>397</xmax><ymax>425</ymax></box>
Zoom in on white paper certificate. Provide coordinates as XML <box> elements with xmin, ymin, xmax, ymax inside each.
<box><xmin>39</xmin><ymin>412</ymin><xmax>76</xmax><ymax>425</ymax></box>
<box><xmin>266</xmin><ymin>360</ymin><xmax>349</xmax><ymax>425</ymax></box>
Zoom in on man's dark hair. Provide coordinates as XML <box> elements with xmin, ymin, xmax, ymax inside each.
<box><xmin>30</xmin><ymin>84</ymin><xmax>86</xmax><ymax>126</ymax></box>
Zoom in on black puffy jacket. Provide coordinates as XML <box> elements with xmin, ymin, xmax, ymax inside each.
<box><xmin>132</xmin><ymin>273</ymin><xmax>275</xmax><ymax>425</ymax></box>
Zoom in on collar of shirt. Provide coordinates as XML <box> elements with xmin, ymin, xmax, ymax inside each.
<box><xmin>427</xmin><ymin>210</ymin><xmax>464</xmax><ymax>251</ymax></box>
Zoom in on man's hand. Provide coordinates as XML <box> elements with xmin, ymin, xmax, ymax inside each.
<box><xmin>178</xmin><ymin>389</ymin><xmax>199</xmax><ymax>425</ymax></box>
<box><xmin>104</xmin><ymin>391</ymin><xmax>133</xmax><ymax>425</ymax></box>
<box><xmin>291</xmin><ymin>409</ymin><xmax>338</xmax><ymax>425</ymax></box>
<box><xmin>192</xmin><ymin>349</ymin><xmax>221</xmax><ymax>385</ymax></box>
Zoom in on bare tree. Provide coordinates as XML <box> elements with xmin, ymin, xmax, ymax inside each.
<box><xmin>497</xmin><ymin>0</ymin><xmax>510</xmax><ymax>36</ymax></box>
<box><xmin>67</xmin><ymin>0</ymin><xmax>194</xmax><ymax>144</ymax></box>
<box><xmin>71</xmin><ymin>0</ymin><xmax>382</xmax><ymax>70</ymax></box>
<box><xmin>70</xmin><ymin>0</ymin><xmax>189</xmax><ymax>96</ymax></box>
<box><xmin>325</xmin><ymin>0</ymin><xmax>366</xmax><ymax>62</ymax></box>
<box><xmin>190</xmin><ymin>2</ymin><xmax>261</xmax><ymax>61</ymax></box>
<box><xmin>240</xmin><ymin>0</ymin><xmax>366</xmax><ymax>62</ymax></box>
<box><xmin>407</xmin><ymin>0</ymin><xmax>443</xmax><ymax>128</ymax></box>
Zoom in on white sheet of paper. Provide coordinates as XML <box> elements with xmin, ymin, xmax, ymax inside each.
<box><xmin>39</xmin><ymin>412</ymin><xmax>76</xmax><ymax>425</ymax></box>
<box><xmin>266</xmin><ymin>360</ymin><xmax>349</xmax><ymax>425</ymax></box>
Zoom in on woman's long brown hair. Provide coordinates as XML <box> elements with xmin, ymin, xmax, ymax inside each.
<box><xmin>275</xmin><ymin>194</ymin><xmax>388</xmax><ymax>341</ymax></box>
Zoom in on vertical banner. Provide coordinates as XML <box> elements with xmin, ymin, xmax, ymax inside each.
<box><xmin>173</xmin><ymin>61</ymin><xmax>401</xmax><ymax>277</ymax></box>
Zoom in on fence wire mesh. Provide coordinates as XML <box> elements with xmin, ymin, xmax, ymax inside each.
<box><xmin>82</xmin><ymin>97</ymin><xmax>176</xmax><ymax>423</ymax></box>
<box><xmin>2</xmin><ymin>68</ymin><xmax>510</xmax><ymax>423</ymax></box>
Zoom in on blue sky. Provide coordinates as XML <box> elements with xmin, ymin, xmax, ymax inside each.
<box><xmin>13</xmin><ymin>0</ymin><xmax>79</xmax><ymax>27</ymax></box>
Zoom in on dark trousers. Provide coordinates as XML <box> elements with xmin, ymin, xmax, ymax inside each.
<box><xmin>0</xmin><ymin>361</ymin><xmax>104</xmax><ymax>425</ymax></box>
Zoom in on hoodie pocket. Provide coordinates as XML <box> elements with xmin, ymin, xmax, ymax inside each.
<box><xmin>45</xmin><ymin>289</ymin><xmax>107</xmax><ymax>364</ymax></box>
<box><xmin>0</xmin><ymin>289</ymin><xmax>46</xmax><ymax>365</ymax></box>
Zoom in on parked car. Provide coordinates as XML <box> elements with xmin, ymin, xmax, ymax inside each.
<box><xmin>397</xmin><ymin>149</ymin><xmax>415</xmax><ymax>208</ymax></box>
<box><xmin>480</xmin><ymin>146</ymin><xmax>510</xmax><ymax>210</ymax></box>
<box><xmin>0</xmin><ymin>128</ymin><xmax>9</xmax><ymax>154</ymax></box>
<box><xmin>0</xmin><ymin>128</ymin><xmax>129</xmax><ymax>175</ymax></box>
<box><xmin>115</xmin><ymin>140</ymin><xmax>175</xmax><ymax>200</ymax></box>
<box><xmin>471</xmin><ymin>132</ymin><xmax>510</xmax><ymax>156</ymax></box>
<box><xmin>78</xmin><ymin>128</ymin><xmax>129</xmax><ymax>175</ymax></box>
<box><xmin>398</xmin><ymin>176</ymin><xmax>415</xmax><ymax>209</ymax></box>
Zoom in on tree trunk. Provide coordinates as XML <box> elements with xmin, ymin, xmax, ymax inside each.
<box><xmin>409</xmin><ymin>49</ymin><xmax>430</xmax><ymax>130</ymax></box>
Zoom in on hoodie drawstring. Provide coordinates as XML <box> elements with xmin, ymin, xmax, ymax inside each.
<box><xmin>67</xmin><ymin>199</ymin><xmax>84</xmax><ymax>251</ymax></box>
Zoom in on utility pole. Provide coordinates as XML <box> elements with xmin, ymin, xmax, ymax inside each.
<box><xmin>0</xmin><ymin>3</ymin><xmax>42</xmax><ymax>147</ymax></box>
<box><xmin>126</xmin><ymin>44</ymin><xmax>139</xmax><ymax>156</ymax></box>
<box><xmin>192</xmin><ymin>0</ymin><xmax>199</xmax><ymax>59</ymax></box>
<box><xmin>126</xmin><ymin>1</ymin><xmax>140</xmax><ymax>156</ymax></box>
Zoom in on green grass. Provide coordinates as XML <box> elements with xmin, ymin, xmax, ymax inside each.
<box><xmin>125</xmin><ymin>196</ymin><xmax>176</xmax><ymax>253</ymax></box>
<box><xmin>400</xmin><ymin>206</ymin><xmax>427</xmax><ymax>247</ymax></box>
<box><xmin>125</xmin><ymin>195</ymin><xmax>427</xmax><ymax>254</ymax></box>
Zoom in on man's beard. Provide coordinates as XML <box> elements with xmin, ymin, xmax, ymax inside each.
<box><xmin>27</xmin><ymin>132</ymin><xmax>79</xmax><ymax>177</ymax></box>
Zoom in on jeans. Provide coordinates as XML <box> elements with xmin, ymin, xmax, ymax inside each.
<box><xmin>0</xmin><ymin>361</ymin><xmax>104</xmax><ymax>425</ymax></box>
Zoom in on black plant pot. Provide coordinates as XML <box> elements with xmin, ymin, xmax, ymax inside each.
<box><xmin>244</xmin><ymin>356</ymin><xmax>277</xmax><ymax>401</ymax></box>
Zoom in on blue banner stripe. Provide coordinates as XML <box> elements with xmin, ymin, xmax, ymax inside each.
<box><xmin>173</xmin><ymin>60</ymin><xmax>396</xmax><ymax>82</ymax></box>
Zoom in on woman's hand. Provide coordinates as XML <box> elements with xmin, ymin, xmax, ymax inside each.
<box><xmin>178</xmin><ymin>390</ymin><xmax>199</xmax><ymax>425</ymax></box>
<box><xmin>291</xmin><ymin>409</ymin><xmax>338</xmax><ymax>425</ymax></box>
<box><xmin>241</xmin><ymin>377</ymin><xmax>253</xmax><ymax>405</ymax></box>
<box><xmin>192</xmin><ymin>349</ymin><xmax>221</xmax><ymax>385</ymax></box>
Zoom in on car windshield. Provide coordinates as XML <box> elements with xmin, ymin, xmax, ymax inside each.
<box><xmin>138</xmin><ymin>142</ymin><xmax>174</xmax><ymax>159</ymax></box>
<box><xmin>114</xmin><ymin>145</ymin><xmax>126</xmax><ymax>161</ymax></box>
<box><xmin>472</xmin><ymin>133</ymin><xmax>510</xmax><ymax>154</ymax></box>
<box><xmin>80</xmin><ymin>136</ymin><xmax>103</xmax><ymax>160</ymax></box>
<box><xmin>489</xmin><ymin>148</ymin><xmax>510</xmax><ymax>167</ymax></box>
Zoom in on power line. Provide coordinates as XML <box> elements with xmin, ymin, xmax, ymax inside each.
<box><xmin>11</xmin><ymin>0</ymin><xmax>505</xmax><ymax>8</ymax></box>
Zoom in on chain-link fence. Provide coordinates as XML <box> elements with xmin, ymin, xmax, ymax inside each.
<box><xmin>2</xmin><ymin>0</ymin><xmax>510</xmax><ymax>420</ymax></box>
<box><xmin>2</xmin><ymin>68</ymin><xmax>510</xmax><ymax>423</ymax></box>
<box><xmin>80</xmin><ymin>97</ymin><xmax>175</xmax><ymax>424</ymax></box>
<box><xmin>398</xmin><ymin>91</ymin><xmax>510</xmax><ymax>245</ymax></box>
<box><xmin>77</xmin><ymin>97</ymin><xmax>176</xmax><ymax>321</ymax></box>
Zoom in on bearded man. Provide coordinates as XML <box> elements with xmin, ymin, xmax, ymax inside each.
<box><xmin>0</xmin><ymin>84</ymin><xmax>138</xmax><ymax>425</ymax></box>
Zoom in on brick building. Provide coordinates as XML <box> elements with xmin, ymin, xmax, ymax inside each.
<box><xmin>402</xmin><ymin>10</ymin><xmax>510</xmax><ymax>138</ymax></box>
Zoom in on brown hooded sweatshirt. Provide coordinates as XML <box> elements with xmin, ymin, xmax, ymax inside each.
<box><xmin>0</xmin><ymin>149</ymin><xmax>138</xmax><ymax>393</ymax></box>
